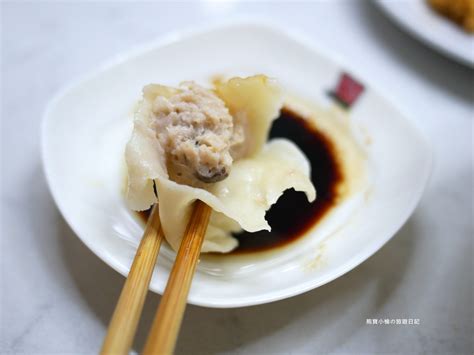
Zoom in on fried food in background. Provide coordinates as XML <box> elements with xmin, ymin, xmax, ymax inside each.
<box><xmin>428</xmin><ymin>0</ymin><xmax>474</xmax><ymax>33</ymax></box>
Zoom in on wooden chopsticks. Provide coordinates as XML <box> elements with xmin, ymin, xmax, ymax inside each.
<box><xmin>101</xmin><ymin>204</ymin><xmax>163</xmax><ymax>355</ymax></box>
<box><xmin>143</xmin><ymin>200</ymin><xmax>211</xmax><ymax>355</ymax></box>
<box><xmin>101</xmin><ymin>200</ymin><xmax>211</xmax><ymax>355</ymax></box>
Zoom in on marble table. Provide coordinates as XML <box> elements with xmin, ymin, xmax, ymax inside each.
<box><xmin>1</xmin><ymin>1</ymin><xmax>472</xmax><ymax>354</ymax></box>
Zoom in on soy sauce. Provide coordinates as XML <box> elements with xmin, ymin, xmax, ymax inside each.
<box><xmin>137</xmin><ymin>107</ymin><xmax>343</xmax><ymax>254</ymax></box>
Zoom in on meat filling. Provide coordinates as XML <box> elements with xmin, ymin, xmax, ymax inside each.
<box><xmin>149</xmin><ymin>82</ymin><xmax>243</xmax><ymax>185</ymax></box>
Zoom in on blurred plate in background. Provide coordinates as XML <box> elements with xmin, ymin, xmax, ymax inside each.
<box><xmin>375</xmin><ymin>0</ymin><xmax>474</xmax><ymax>67</ymax></box>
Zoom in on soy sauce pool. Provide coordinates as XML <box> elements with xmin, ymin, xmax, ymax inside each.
<box><xmin>137</xmin><ymin>107</ymin><xmax>343</xmax><ymax>254</ymax></box>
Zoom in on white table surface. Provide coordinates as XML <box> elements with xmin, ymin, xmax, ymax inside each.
<box><xmin>1</xmin><ymin>1</ymin><xmax>473</xmax><ymax>354</ymax></box>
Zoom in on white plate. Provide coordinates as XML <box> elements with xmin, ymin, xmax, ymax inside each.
<box><xmin>375</xmin><ymin>0</ymin><xmax>474</xmax><ymax>67</ymax></box>
<box><xmin>41</xmin><ymin>21</ymin><xmax>432</xmax><ymax>308</ymax></box>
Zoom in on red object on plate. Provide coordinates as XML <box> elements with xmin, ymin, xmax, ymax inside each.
<box><xmin>333</xmin><ymin>73</ymin><xmax>364</xmax><ymax>107</ymax></box>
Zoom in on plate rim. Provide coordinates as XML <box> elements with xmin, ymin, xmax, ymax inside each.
<box><xmin>374</xmin><ymin>0</ymin><xmax>474</xmax><ymax>68</ymax></box>
<box><xmin>41</xmin><ymin>18</ymin><xmax>433</xmax><ymax>308</ymax></box>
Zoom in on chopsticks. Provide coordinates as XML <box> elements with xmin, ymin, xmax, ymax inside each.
<box><xmin>101</xmin><ymin>204</ymin><xmax>164</xmax><ymax>355</ymax></box>
<box><xmin>101</xmin><ymin>200</ymin><xmax>211</xmax><ymax>355</ymax></box>
<box><xmin>143</xmin><ymin>200</ymin><xmax>211</xmax><ymax>355</ymax></box>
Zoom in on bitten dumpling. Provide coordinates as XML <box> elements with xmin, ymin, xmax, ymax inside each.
<box><xmin>125</xmin><ymin>75</ymin><xmax>316</xmax><ymax>253</ymax></box>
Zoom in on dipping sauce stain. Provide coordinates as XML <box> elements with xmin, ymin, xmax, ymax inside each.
<box><xmin>137</xmin><ymin>107</ymin><xmax>343</xmax><ymax>254</ymax></box>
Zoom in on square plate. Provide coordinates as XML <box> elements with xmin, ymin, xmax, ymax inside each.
<box><xmin>41</xmin><ymin>21</ymin><xmax>432</xmax><ymax>308</ymax></box>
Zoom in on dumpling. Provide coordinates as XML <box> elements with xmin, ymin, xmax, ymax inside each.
<box><xmin>125</xmin><ymin>75</ymin><xmax>316</xmax><ymax>253</ymax></box>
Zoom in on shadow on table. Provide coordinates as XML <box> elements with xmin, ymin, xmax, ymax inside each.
<box><xmin>55</xmin><ymin>201</ymin><xmax>419</xmax><ymax>354</ymax></box>
<box><xmin>360</xmin><ymin>1</ymin><xmax>473</xmax><ymax>106</ymax></box>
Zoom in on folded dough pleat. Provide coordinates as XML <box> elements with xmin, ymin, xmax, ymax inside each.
<box><xmin>155</xmin><ymin>139</ymin><xmax>316</xmax><ymax>252</ymax></box>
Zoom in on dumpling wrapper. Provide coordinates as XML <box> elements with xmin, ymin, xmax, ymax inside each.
<box><xmin>125</xmin><ymin>76</ymin><xmax>316</xmax><ymax>253</ymax></box>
